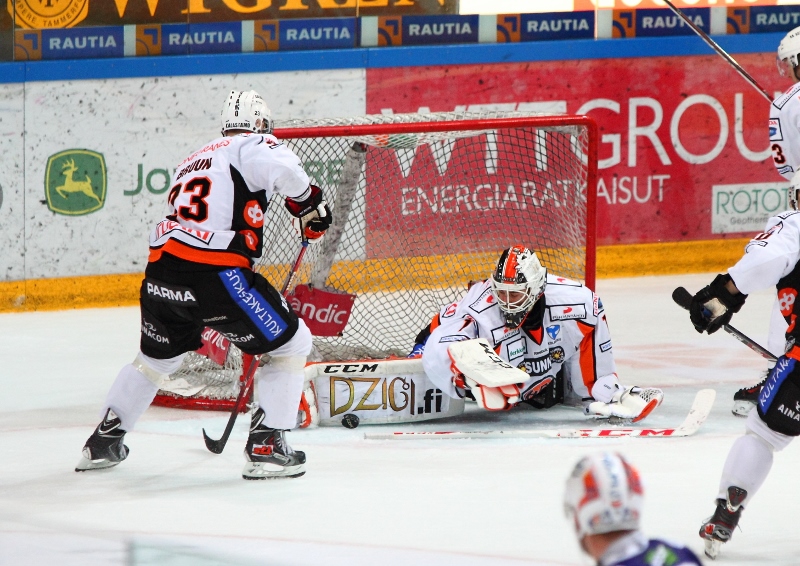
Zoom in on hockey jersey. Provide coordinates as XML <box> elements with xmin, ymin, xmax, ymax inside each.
<box><xmin>770</xmin><ymin>81</ymin><xmax>800</xmax><ymax>180</ymax></box>
<box><xmin>599</xmin><ymin>531</ymin><xmax>702</xmax><ymax>566</ymax></box>
<box><xmin>729</xmin><ymin>210</ymin><xmax>800</xmax><ymax>342</ymax></box>
<box><xmin>148</xmin><ymin>133</ymin><xmax>310</xmax><ymax>268</ymax></box>
<box><xmin>421</xmin><ymin>274</ymin><xmax>616</xmax><ymax>402</ymax></box>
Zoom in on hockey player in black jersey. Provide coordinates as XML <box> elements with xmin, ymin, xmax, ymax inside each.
<box><xmin>564</xmin><ymin>452</ymin><xmax>703</xmax><ymax>566</ymax></box>
<box><xmin>75</xmin><ymin>90</ymin><xmax>331</xmax><ymax>479</ymax></box>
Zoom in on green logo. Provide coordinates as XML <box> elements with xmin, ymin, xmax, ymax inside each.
<box><xmin>45</xmin><ymin>149</ymin><xmax>107</xmax><ymax>216</ymax></box>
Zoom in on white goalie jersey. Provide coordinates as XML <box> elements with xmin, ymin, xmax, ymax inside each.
<box><xmin>421</xmin><ymin>274</ymin><xmax>616</xmax><ymax>403</ymax></box>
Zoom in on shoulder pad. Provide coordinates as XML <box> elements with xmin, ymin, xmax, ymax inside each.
<box><xmin>773</xmin><ymin>83</ymin><xmax>800</xmax><ymax>110</ymax></box>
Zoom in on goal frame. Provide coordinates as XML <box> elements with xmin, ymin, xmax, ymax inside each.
<box><xmin>152</xmin><ymin>113</ymin><xmax>599</xmax><ymax>413</ymax></box>
<box><xmin>272</xmin><ymin>114</ymin><xmax>598</xmax><ymax>290</ymax></box>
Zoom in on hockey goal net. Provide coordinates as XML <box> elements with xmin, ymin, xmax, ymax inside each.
<box><xmin>152</xmin><ymin>111</ymin><xmax>598</xmax><ymax>411</ymax></box>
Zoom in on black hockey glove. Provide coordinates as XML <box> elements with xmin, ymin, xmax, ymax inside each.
<box><xmin>689</xmin><ymin>274</ymin><xmax>747</xmax><ymax>334</ymax></box>
<box><xmin>284</xmin><ymin>185</ymin><xmax>332</xmax><ymax>241</ymax></box>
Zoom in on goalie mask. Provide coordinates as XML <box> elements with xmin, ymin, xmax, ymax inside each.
<box><xmin>777</xmin><ymin>26</ymin><xmax>800</xmax><ymax>81</ymax></box>
<box><xmin>220</xmin><ymin>90</ymin><xmax>273</xmax><ymax>135</ymax></box>
<box><xmin>491</xmin><ymin>246</ymin><xmax>546</xmax><ymax>329</ymax></box>
<box><xmin>563</xmin><ymin>452</ymin><xmax>644</xmax><ymax>542</ymax></box>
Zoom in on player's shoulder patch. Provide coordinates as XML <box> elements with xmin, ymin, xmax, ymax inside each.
<box><xmin>769</xmin><ymin>117</ymin><xmax>784</xmax><ymax>141</ymax></box>
<box><xmin>441</xmin><ymin>301</ymin><xmax>459</xmax><ymax>319</ymax></box>
<box><xmin>468</xmin><ymin>285</ymin><xmax>497</xmax><ymax>314</ymax></box>
<box><xmin>491</xmin><ymin>324</ymin><xmax>520</xmax><ymax>346</ymax></box>
<box><xmin>547</xmin><ymin>274</ymin><xmax>582</xmax><ymax>287</ymax></box>
<box><xmin>547</xmin><ymin>303</ymin><xmax>587</xmax><ymax>321</ymax></box>
<box><xmin>438</xmin><ymin>334</ymin><xmax>469</xmax><ymax>344</ymax></box>
<box><xmin>773</xmin><ymin>82</ymin><xmax>800</xmax><ymax>110</ymax></box>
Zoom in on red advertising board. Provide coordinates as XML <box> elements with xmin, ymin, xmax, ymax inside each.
<box><xmin>367</xmin><ymin>55</ymin><xmax>787</xmax><ymax>246</ymax></box>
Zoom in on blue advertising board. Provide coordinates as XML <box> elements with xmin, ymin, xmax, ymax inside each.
<box><xmin>402</xmin><ymin>15</ymin><xmax>478</xmax><ymax>46</ymax></box>
<box><xmin>521</xmin><ymin>12</ymin><xmax>594</xmax><ymax>42</ymax></box>
<box><xmin>635</xmin><ymin>8</ymin><xmax>710</xmax><ymax>37</ymax></box>
<box><xmin>279</xmin><ymin>18</ymin><xmax>357</xmax><ymax>50</ymax></box>
<box><xmin>161</xmin><ymin>22</ymin><xmax>241</xmax><ymax>55</ymax></box>
<box><xmin>42</xmin><ymin>26</ymin><xmax>123</xmax><ymax>59</ymax></box>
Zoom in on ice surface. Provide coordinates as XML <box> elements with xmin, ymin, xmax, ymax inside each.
<box><xmin>0</xmin><ymin>273</ymin><xmax>792</xmax><ymax>565</ymax></box>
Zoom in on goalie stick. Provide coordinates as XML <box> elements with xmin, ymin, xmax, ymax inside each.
<box><xmin>672</xmin><ymin>286</ymin><xmax>778</xmax><ymax>363</ymax></box>
<box><xmin>202</xmin><ymin>238</ymin><xmax>309</xmax><ymax>454</ymax></box>
<box><xmin>363</xmin><ymin>388</ymin><xmax>715</xmax><ymax>440</ymax></box>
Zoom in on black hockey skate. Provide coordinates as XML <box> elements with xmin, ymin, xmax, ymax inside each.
<box><xmin>242</xmin><ymin>408</ymin><xmax>306</xmax><ymax>480</ymax></box>
<box><xmin>75</xmin><ymin>409</ymin><xmax>129</xmax><ymax>472</ymax></box>
<box><xmin>732</xmin><ymin>372</ymin><xmax>769</xmax><ymax>417</ymax></box>
<box><xmin>699</xmin><ymin>486</ymin><xmax>747</xmax><ymax>559</ymax></box>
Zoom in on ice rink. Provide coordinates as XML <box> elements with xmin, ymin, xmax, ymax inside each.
<box><xmin>0</xmin><ymin>272</ymin><xmax>794</xmax><ymax>566</ymax></box>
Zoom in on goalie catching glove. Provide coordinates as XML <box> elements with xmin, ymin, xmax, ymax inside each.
<box><xmin>689</xmin><ymin>274</ymin><xmax>747</xmax><ymax>334</ymax></box>
<box><xmin>284</xmin><ymin>184</ymin><xmax>332</xmax><ymax>242</ymax></box>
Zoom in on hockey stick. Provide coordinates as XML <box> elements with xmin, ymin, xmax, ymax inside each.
<box><xmin>672</xmin><ymin>286</ymin><xmax>778</xmax><ymax>362</ymax></box>
<box><xmin>663</xmin><ymin>0</ymin><xmax>772</xmax><ymax>103</ymax></box>
<box><xmin>363</xmin><ymin>389</ymin><xmax>715</xmax><ymax>440</ymax></box>
<box><xmin>202</xmin><ymin>239</ymin><xmax>309</xmax><ymax>454</ymax></box>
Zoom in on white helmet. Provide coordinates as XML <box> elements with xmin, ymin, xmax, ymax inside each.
<box><xmin>563</xmin><ymin>452</ymin><xmax>644</xmax><ymax>541</ymax></box>
<box><xmin>490</xmin><ymin>245</ymin><xmax>547</xmax><ymax>328</ymax></box>
<box><xmin>777</xmin><ymin>26</ymin><xmax>800</xmax><ymax>80</ymax></box>
<box><xmin>220</xmin><ymin>90</ymin><xmax>272</xmax><ymax>135</ymax></box>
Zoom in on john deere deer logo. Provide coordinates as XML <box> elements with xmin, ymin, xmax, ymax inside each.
<box><xmin>45</xmin><ymin>150</ymin><xmax>107</xmax><ymax>216</ymax></box>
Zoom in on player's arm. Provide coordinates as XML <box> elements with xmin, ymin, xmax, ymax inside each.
<box><xmin>421</xmin><ymin>314</ymin><xmax>477</xmax><ymax>400</ymax></box>
<box><xmin>691</xmin><ymin>214</ymin><xmax>800</xmax><ymax>334</ymax></box>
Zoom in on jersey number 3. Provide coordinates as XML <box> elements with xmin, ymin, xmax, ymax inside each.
<box><xmin>168</xmin><ymin>178</ymin><xmax>211</xmax><ymax>222</ymax></box>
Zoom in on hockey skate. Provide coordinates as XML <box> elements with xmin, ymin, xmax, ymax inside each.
<box><xmin>699</xmin><ymin>486</ymin><xmax>747</xmax><ymax>560</ymax></box>
<box><xmin>243</xmin><ymin>408</ymin><xmax>306</xmax><ymax>480</ymax></box>
<box><xmin>75</xmin><ymin>409</ymin><xmax>129</xmax><ymax>472</ymax></box>
<box><xmin>732</xmin><ymin>371</ymin><xmax>768</xmax><ymax>417</ymax></box>
<box><xmin>585</xmin><ymin>386</ymin><xmax>663</xmax><ymax>424</ymax></box>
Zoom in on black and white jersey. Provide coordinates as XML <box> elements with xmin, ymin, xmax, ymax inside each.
<box><xmin>149</xmin><ymin>133</ymin><xmax>310</xmax><ymax>267</ymax></box>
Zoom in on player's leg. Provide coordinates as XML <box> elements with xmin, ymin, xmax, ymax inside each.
<box><xmin>243</xmin><ymin>319</ymin><xmax>312</xmax><ymax>479</ymax></box>
<box><xmin>210</xmin><ymin>268</ymin><xmax>311</xmax><ymax>479</ymax></box>
<box><xmin>732</xmin><ymin>298</ymin><xmax>786</xmax><ymax>416</ymax></box>
<box><xmin>700</xmin><ymin>355</ymin><xmax>798</xmax><ymax>558</ymax></box>
<box><xmin>76</xmin><ymin>278</ymin><xmax>203</xmax><ymax>471</ymax></box>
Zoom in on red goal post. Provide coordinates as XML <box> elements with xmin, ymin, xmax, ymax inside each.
<box><xmin>152</xmin><ymin>111</ymin><xmax>598</xmax><ymax>411</ymax></box>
